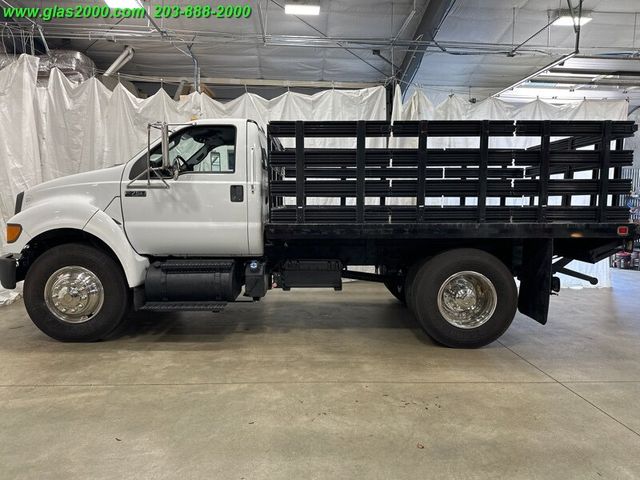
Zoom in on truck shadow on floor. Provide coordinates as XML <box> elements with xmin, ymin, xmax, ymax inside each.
<box><xmin>116</xmin><ymin>298</ymin><xmax>435</xmax><ymax>346</ymax></box>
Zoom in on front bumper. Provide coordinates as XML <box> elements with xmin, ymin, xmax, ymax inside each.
<box><xmin>0</xmin><ymin>254</ymin><xmax>17</xmax><ymax>289</ymax></box>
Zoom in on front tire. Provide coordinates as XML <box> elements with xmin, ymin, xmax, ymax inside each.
<box><xmin>409</xmin><ymin>249</ymin><xmax>517</xmax><ymax>348</ymax></box>
<box><xmin>24</xmin><ymin>243</ymin><xmax>131</xmax><ymax>342</ymax></box>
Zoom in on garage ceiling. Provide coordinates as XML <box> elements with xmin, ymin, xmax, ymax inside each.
<box><xmin>2</xmin><ymin>0</ymin><xmax>640</xmax><ymax>105</ymax></box>
<box><xmin>409</xmin><ymin>0</ymin><xmax>640</xmax><ymax>105</ymax></box>
<box><xmin>5</xmin><ymin>0</ymin><xmax>421</xmax><ymax>81</ymax></box>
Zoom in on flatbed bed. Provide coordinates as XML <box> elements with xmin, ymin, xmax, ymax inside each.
<box><xmin>266</xmin><ymin>119</ymin><xmax>638</xmax><ymax>258</ymax></box>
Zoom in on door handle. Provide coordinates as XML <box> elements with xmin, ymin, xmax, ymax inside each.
<box><xmin>230</xmin><ymin>185</ymin><xmax>244</xmax><ymax>202</ymax></box>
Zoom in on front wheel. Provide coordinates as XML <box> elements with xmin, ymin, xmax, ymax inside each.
<box><xmin>23</xmin><ymin>243</ymin><xmax>131</xmax><ymax>342</ymax></box>
<box><xmin>409</xmin><ymin>249</ymin><xmax>517</xmax><ymax>348</ymax></box>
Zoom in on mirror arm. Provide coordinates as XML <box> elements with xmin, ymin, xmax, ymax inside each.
<box><xmin>146</xmin><ymin>123</ymin><xmax>152</xmax><ymax>187</ymax></box>
<box><xmin>127</xmin><ymin>121</ymin><xmax>193</xmax><ymax>190</ymax></box>
<box><xmin>127</xmin><ymin>121</ymin><xmax>172</xmax><ymax>190</ymax></box>
<box><xmin>161</xmin><ymin>122</ymin><xmax>170</xmax><ymax>168</ymax></box>
<box><xmin>126</xmin><ymin>167</ymin><xmax>171</xmax><ymax>189</ymax></box>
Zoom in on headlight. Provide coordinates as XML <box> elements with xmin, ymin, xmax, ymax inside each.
<box><xmin>14</xmin><ymin>192</ymin><xmax>24</xmax><ymax>215</ymax></box>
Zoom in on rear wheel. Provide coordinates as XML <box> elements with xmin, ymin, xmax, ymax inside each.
<box><xmin>24</xmin><ymin>243</ymin><xmax>131</xmax><ymax>342</ymax></box>
<box><xmin>405</xmin><ymin>259</ymin><xmax>428</xmax><ymax>315</ymax></box>
<box><xmin>409</xmin><ymin>249</ymin><xmax>517</xmax><ymax>348</ymax></box>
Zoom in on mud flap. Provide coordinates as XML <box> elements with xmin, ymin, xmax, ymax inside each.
<box><xmin>517</xmin><ymin>239</ymin><xmax>553</xmax><ymax>325</ymax></box>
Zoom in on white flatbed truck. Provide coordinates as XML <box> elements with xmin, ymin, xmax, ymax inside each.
<box><xmin>1</xmin><ymin>119</ymin><xmax>638</xmax><ymax>347</ymax></box>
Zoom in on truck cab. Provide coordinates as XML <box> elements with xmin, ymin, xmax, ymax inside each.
<box><xmin>1</xmin><ymin>119</ymin><xmax>269</xmax><ymax>342</ymax></box>
<box><xmin>121</xmin><ymin>119</ymin><xmax>267</xmax><ymax>257</ymax></box>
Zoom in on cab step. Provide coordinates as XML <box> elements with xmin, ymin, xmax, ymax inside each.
<box><xmin>140</xmin><ymin>301</ymin><xmax>226</xmax><ymax>312</ymax></box>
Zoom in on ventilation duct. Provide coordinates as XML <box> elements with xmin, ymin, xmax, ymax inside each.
<box><xmin>37</xmin><ymin>50</ymin><xmax>96</xmax><ymax>84</ymax></box>
<box><xmin>104</xmin><ymin>46</ymin><xmax>134</xmax><ymax>77</ymax></box>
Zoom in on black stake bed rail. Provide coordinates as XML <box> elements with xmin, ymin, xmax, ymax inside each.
<box><xmin>266</xmin><ymin>120</ymin><xmax>638</xmax><ymax>239</ymax></box>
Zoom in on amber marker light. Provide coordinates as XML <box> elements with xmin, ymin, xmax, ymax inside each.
<box><xmin>6</xmin><ymin>224</ymin><xmax>22</xmax><ymax>243</ymax></box>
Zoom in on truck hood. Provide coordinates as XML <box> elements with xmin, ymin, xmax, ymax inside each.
<box><xmin>22</xmin><ymin>165</ymin><xmax>125</xmax><ymax>212</ymax></box>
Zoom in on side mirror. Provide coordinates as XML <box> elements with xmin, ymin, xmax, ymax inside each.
<box><xmin>128</xmin><ymin>122</ymin><xmax>172</xmax><ymax>190</ymax></box>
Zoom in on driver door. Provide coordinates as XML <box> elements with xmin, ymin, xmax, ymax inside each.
<box><xmin>121</xmin><ymin>122</ymin><xmax>250</xmax><ymax>256</ymax></box>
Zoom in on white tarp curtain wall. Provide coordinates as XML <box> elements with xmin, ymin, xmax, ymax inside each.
<box><xmin>391</xmin><ymin>86</ymin><xmax>630</xmax><ymax>288</ymax></box>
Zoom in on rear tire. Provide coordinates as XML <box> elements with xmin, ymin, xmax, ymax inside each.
<box><xmin>405</xmin><ymin>259</ymin><xmax>428</xmax><ymax>315</ymax></box>
<box><xmin>409</xmin><ymin>249</ymin><xmax>517</xmax><ymax>348</ymax></box>
<box><xmin>23</xmin><ymin>243</ymin><xmax>131</xmax><ymax>342</ymax></box>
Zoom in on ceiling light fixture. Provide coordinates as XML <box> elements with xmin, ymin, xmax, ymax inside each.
<box><xmin>284</xmin><ymin>4</ymin><xmax>320</xmax><ymax>16</ymax></box>
<box><xmin>552</xmin><ymin>15</ymin><xmax>592</xmax><ymax>26</ymax></box>
<box><xmin>104</xmin><ymin>0</ymin><xmax>142</xmax><ymax>8</ymax></box>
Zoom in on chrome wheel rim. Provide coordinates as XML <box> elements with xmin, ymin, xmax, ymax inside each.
<box><xmin>437</xmin><ymin>271</ymin><xmax>497</xmax><ymax>329</ymax></box>
<box><xmin>44</xmin><ymin>266</ymin><xmax>104</xmax><ymax>324</ymax></box>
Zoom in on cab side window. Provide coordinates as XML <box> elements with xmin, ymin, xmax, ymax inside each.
<box><xmin>129</xmin><ymin>125</ymin><xmax>236</xmax><ymax>179</ymax></box>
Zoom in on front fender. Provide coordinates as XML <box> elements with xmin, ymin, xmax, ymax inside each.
<box><xmin>7</xmin><ymin>197</ymin><xmax>149</xmax><ymax>288</ymax></box>
<box><xmin>6</xmin><ymin>196</ymin><xmax>98</xmax><ymax>254</ymax></box>
<box><xmin>83</xmin><ymin>208</ymin><xmax>149</xmax><ymax>287</ymax></box>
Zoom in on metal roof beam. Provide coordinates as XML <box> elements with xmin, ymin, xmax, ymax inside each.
<box><xmin>121</xmin><ymin>74</ymin><xmax>379</xmax><ymax>89</ymax></box>
<box><xmin>396</xmin><ymin>0</ymin><xmax>457</xmax><ymax>90</ymax></box>
<box><xmin>531</xmin><ymin>76</ymin><xmax>640</xmax><ymax>87</ymax></box>
<box><xmin>549</xmin><ymin>67</ymin><xmax>640</xmax><ymax>77</ymax></box>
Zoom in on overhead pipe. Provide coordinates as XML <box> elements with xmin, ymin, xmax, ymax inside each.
<box><xmin>392</xmin><ymin>0</ymin><xmax>417</xmax><ymax>43</ymax></box>
<box><xmin>494</xmin><ymin>0</ymin><xmax>584</xmax><ymax>97</ymax></box>
<box><xmin>192</xmin><ymin>52</ymin><xmax>200</xmax><ymax>93</ymax></box>
<box><xmin>493</xmin><ymin>53</ymin><xmax>577</xmax><ymax>97</ymax></box>
<box><xmin>257</xmin><ymin>0</ymin><xmax>268</xmax><ymax>45</ymax></box>
<box><xmin>117</xmin><ymin>74</ymin><xmax>378</xmax><ymax>89</ymax></box>
<box><xmin>37</xmin><ymin>25</ymin><xmax>50</xmax><ymax>55</ymax></box>
<box><xmin>104</xmin><ymin>45</ymin><xmax>134</xmax><ymax>77</ymax></box>
<box><xmin>508</xmin><ymin>14</ymin><xmax>559</xmax><ymax>57</ymax></box>
<box><xmin>184</xmin><ymin>44</ymin><xmax>200</xmax><ymax>93</ymax></box>
<box><xmin>2</xmin><ymin>22</ymin><xmax>602</xmax><ymax>54</ymax></box>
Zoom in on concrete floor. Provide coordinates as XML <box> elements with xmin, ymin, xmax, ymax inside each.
<box><xmin>0</xmin><ymin>270</ymin><xmax>639</xmax><ymax>479</ymax></box>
